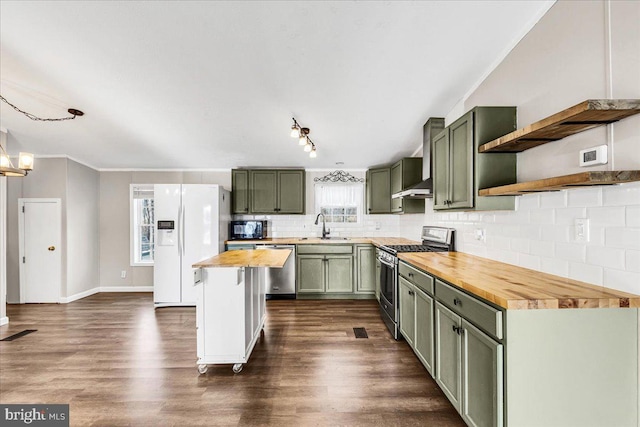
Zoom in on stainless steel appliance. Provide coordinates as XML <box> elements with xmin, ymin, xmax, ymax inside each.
<box><xmin>378</xmin><ymin>226</ymin><xmax>455</xmax><ymax>339</ymax></box>
<box><xmin>256</xmin><ymin>244</ymin><xmax>296</xmax><ymax>299</ymax></box>
<box><xmin>230</xmin><ymin>220</ymin><xmax>267</xmax><ymax>240</ymax></box>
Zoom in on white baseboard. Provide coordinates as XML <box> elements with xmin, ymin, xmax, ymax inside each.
<box><xmin>0</xmin><ymin>316</ymin><xmax>8</xmax><ymax>326</ymax></box>
<box><xmin>99</xmin><ymin>286</ymin><xmax>153</xmax><ymax>293</ymax></box>
<box><xmin>60</xmin><ymin>287</ymin><xmax>100</xmax><ymax>303</ymax></box>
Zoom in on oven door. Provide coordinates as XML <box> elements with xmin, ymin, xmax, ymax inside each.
<box><xmin>378</xmin><ymin>255</ymin><xmax>397</xmax><ymax>322</ymax></box>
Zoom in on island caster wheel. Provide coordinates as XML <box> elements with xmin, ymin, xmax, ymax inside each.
<box><xmin>197</xmin><ymin>364</ymin><xmax>208</xmax><ymax>374</ymax></box>
<box><xmin>232</xmin><ymin>363</ymin><xmax>243</xmax><ymax>374</ymax></box>
<box><xmin>260</xmin><ymin>328</ymin><xmax>265</xmax><ymax>337</ymax></box>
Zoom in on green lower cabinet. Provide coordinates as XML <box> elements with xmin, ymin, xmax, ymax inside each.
<box><xmin>296</xmin><ymin>255</ymin><xmax>325</xmax><ymax>293</ymax></box>
<box><xmin>356</xmin><ymin>245</ymin><xmax>376</xmax><ymax>294</ymax></box>
<box><xmin>414</xmin><ymin>287</ymin><xmax>434</xmax><ymax>376</ymax></box>
<box><xmin>461</xmin><ymin>319</ymin><xmax>504</xmax><ymax>427</ymax></box>
<box><xmin>296</xmin><ymin>253</ymin><xmax>354</xmax><ymax>294</ymax></box>
<box><xmin>435</xmin><ymin>301</ymin><xmax>463</xmax><ymax>411</ymax></box>
<box><xmin>399</xmin><ymin>278</ymin><xmax>416</xmax><ymax>347</ymax></box>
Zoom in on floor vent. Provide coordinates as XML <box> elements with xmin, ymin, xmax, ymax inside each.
<box><xmin>353</xmin><ymin>327</ymin><xmax>368</xmax><ymax>339</ymax></box>
<box><xmin>0</xmin><ymin>330</ymin><xmax>37</xmax><ymax>342</ymax></box>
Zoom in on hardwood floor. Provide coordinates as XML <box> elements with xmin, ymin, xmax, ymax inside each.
<box><xmin>0</xmin><ymin>293</ymin><xmax>464</xmax><ymax>426</ymax></box>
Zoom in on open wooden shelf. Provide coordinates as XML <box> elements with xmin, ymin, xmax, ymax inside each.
<box><xmin>478</xmin><ymin>99</ymin><xmax>640</xmax><ymax>153</ymax></box>
<box><xmin>479</xmin><ymin>171</ymin><xmax>640</xmax><ymax>196</ymax></box>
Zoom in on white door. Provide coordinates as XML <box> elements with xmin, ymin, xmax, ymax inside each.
<box><xmin>181</xmin><ymin>185</ymin><xmax>220</xmax><ymax>304</ymax></box>
<box><xmin>153</xmin><ymin>184</ymin><xmax>182</xmax><ymax>304</ymax></box>
<box><xmin>19</xmin><ymin>199</ymin><xmax>62</xmax><ymax>303</ymax></box>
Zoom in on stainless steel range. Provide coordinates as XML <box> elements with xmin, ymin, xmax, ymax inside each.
<box><xmin>378</xmin><ymin>226</ymin><xmax>455</xmax><ymax>339</ymax></box>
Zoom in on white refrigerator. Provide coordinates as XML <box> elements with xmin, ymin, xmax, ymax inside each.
<box><xmin>154</xmin><ymin>184</ymin><xmax>230</xmax><ymax>307</ymax></box>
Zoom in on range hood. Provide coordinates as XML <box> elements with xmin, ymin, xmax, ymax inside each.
<box><xmin>391</xmin><ymin>178</ymin><xmax>432</xmax><ymax>199</ymax></box>
<box><xmin>391</xmin><ymin>117</ymin><xmax>444</xmax><ymax>200</ymax></box>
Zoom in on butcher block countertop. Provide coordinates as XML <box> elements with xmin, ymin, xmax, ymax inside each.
<box><xmin>226</xmin><ymin>237</ymin><xmax>420</xmax><ymax>246</ymax></box>
<box><xmin>193</xmin><ymin>249</ymin><xmax>291</xmax><ymax>268</ymax></box>
<box><xmin>398</xmin><ymin>252</ymin><xmax>640</xmax><ymax>310</ymax></box>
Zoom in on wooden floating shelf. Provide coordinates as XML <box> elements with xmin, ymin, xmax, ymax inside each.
<box><xmin>478</xmin><ymin>99</ymin><xmax>640</xmax><ymax>153</ymax></box>
<box><xmin>479</xmin><ymin>171</ymin><xmax>640</xmax><ymax>196</ymax></box>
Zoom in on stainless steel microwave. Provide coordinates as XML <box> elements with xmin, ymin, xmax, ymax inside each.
<box><xmin>230</xmin><ymin>220</ymin><xmax>267</xmax><ymax>240</ymax></box>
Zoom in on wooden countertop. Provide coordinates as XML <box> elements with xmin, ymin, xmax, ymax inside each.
<box><xmin>226</xmin><ymin>237</ymin><xmax>421</xmax><ymax>247</ymax></box>
<box><xmin>193</xmin><ymin>249</ymin><xmax>291</xmax><ymax>268</ymax></box>
<box><xmin>398</xmin><ymin>252</ymin><xmax>640</xmax><ymax>310</ymax></box>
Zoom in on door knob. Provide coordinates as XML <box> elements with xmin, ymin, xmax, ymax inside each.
<box><xmin>48</xmin><ymin>246</ymin><xmax>55</xmax><ymax>251</ymax></box>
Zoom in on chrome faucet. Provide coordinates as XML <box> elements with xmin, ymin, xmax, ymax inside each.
<box><xmin>314</xmin><ymin>213</ymin><xmax>330</xmax><ymax>239</ymax></box>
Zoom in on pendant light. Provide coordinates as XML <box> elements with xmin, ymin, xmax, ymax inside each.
<box><xmin>290</xmin><ymin>117</ymin><xmax>318</xmax><ymax>159</ymax></box>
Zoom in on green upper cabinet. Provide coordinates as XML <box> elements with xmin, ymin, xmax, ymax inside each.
<box><xmin>366</xmin><ymin>167</ymin><xmax>391</xmax><ymax>214</ymax></box>
<box><xmin>236</xmin><ymin>169</ymin><xmax>305</xmax><ymax>215</ymax></box>
<box><xmin>390</xmin><ymin>158</ymin><xmax>424</xmax><ymax>214</ymax></box>
<box><xmin>277</xmin><ymin>170</ymin><xmax>305</xmax><ymax>214</ymax></box>
<box><xmin>432</xmin><ymin>107</ymin><xmax>517</xmax><ymax>211</ymax></box>
<box><xmin>231</xmin><ymin>169</ymin><xmax>250</xmax><ymax>214</ymax></box>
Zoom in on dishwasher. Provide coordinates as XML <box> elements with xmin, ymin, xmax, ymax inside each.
<box><xmin>255</xmin><ymin>245</ymin><xmax>296</xmax><ymax>299</ymax></box>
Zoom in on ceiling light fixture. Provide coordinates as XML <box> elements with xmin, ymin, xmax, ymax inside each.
<box><xmin>0</xmin><ymin>95</ymin><xmax>84</xmax><ymax>121</ymax></box>
<box><xmin>0</xmin><ymin>145</ymin><xmax>33</xmax><ymax>177</ymax></box>
<box><xmin>290</xmin><ymin>117</ymin><xmax>317</xmax><ymax>158</ymax></box>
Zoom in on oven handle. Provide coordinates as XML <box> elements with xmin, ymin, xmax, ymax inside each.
<box><xmin>377</xmin><ymin>256</ymin><xmax>396</xmax><ymax>269</ymax></box>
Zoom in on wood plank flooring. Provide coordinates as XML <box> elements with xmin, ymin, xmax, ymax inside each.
<box><xmin>0</xmin><ymin>293</ymin><xmax>464</xmax><ymax>426</ymax></box>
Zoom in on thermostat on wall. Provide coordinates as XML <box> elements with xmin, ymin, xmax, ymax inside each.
<box><xmin>579</xmin><ymin>145</ymin><xmax>608</xmax><ymax>167</ymax></box>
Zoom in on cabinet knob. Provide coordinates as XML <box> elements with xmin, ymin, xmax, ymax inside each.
<box><xmin>368</xmin><ymin>208</ymin><xmax>372</xmax><ymax>212</ymax></box>
<box><xmin>453</xmin><ymin>298</ymin><xmax>461</xmax><ymax>306</ymax></box>
<box><xmin>408</xmin><ymin>273</ymin><xmax>414</xmax><ymax>277</ymax></box>
<box><xmin>408</xmin><ymin>290</ymin><xmax>414</xmax><ymax>296</ymax></box>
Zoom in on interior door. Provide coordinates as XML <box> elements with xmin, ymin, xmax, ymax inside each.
<box><xmin>19</xmin><ymin>199</ymin><xmax>61</xmax><ymax>303</ymax></box>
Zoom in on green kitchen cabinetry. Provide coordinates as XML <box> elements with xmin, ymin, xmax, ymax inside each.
<box><xmin>356</xmin><ymin>245</ymin><xmax>376</xmax><ymax>294</ymax></box>
<box><xmin>432</xmin><ymin>107</ymin><xmax>517</xmax><ymax>211</ymax></box>
<box><xmin>391</xmin><ymin>158</ymin><xmax>424</xmax><ymax>214</ymax></box>
<box><xmin>435</xmin><ymin>301</ymin><xmax>463</xmax><ymax>411</ymax></box>
<box><xmin>399</xmin><ymin>277</ymin><xmax>417</xmax><ymax>347</ymax></box>
<box><xmin>296</xmin><ymin>245</ymin><xmax>354</xmax><ymax>296</ymax></box>
<box><xmin>366</xmin><ymin>167</ymin><xmax>391</xmax><ymax>214</ymax></box>
<box><xmin>232</xmin><ymin>169</ymin><xmax>305</xmax><ymax>214</ymax></box>
<box><xmin>231</xmin><ymin>169</ymin><xmax>250</xmax><ymax>214</ymax></box>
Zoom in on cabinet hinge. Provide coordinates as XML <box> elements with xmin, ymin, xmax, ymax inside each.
<box><xmin>22</xmin><ymin>206</ymin><xmax>25</xmax><ymax>213</ymax></box>
<box><xmin>23</xmin><ymin>256</ymin><xmax>25</xmax><ymax>263</ymax></box>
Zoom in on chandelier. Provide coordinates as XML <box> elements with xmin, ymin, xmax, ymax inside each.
<box><xmin>0</xmin><ymin>145</ymin><xmax>33</xmax><ymax>177</ymax></box>
<box><xmin>290</xmin><ymin>117</ymin><xmax>317</xmax><ymax>158</ymax></box>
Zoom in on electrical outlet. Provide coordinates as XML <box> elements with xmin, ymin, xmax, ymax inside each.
<box><xmin>474</xmin><ymin>228</ymin><xmax>486</xmax><ymax>242</ymax></box>
<box><xmin>375</xmin><ymin>222</ymin><xmax>381</xmax><ymax>230</ymax></box>
<box><xmin>579</xmin><ymin>145</ymin><xmax>607</xmax><ymax>167</ymax></box>
<box><xmin>121</xmin><ymin>270</ymin><xmax>127</xmax><ymax>279</ymax></box>
<box><xmin>574</xmin><ymin>218</ymin><xmax>590</xmax><ymax>243</ymax></box>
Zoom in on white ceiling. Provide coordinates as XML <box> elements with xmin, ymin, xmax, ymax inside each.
<box><xmin>0</xmin><ymin>1</ymin><xmax>553</xmax><ymax>170</ymax></box>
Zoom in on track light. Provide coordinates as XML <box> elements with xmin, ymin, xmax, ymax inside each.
<box><xmin>290</xmin><ymin>117</ymin><xmax>317</xmax><ymax>159</ymax></box>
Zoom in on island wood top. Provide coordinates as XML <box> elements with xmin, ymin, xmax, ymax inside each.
<box><xmin>398</xmin><ymin>252</ymin><xmax>640</xmax><ymax>310</ymax></box>
<box><xmin>193</xmin><ymin>249</ymin><xmax>292</xmax><ymax>268</ymax></box>
<box><xmin>226</xmin><ymin>237</ymin><xmax>421</xmax><ymax>247</ymax></box>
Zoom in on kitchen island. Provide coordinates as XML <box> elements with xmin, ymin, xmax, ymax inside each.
<box><xmin>192</xmin><ymin>249</ymin><xmax>291</xmax><ymax>373</ymax></box>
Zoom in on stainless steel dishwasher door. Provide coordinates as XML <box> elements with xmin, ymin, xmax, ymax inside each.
<box><xmin>256</xmin><ymin>245</ymin><xmax>296</xmax><ymax>299</ymax></box>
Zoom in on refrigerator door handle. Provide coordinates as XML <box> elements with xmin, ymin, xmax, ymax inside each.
<box><xmin>177</xmin><ymin>204</ymin><xmax>182</xmax><ymax>256</ymax></box>
<box><xmin>182</xmin><ymin>205</ymin><xmax>186</xmax><ymax>256</ymax></box>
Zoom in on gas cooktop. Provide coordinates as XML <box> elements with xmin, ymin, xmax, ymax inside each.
<box><xmin>380</xmin><ymin>244</ymin><xmax>445</xmax><ymax>254</ymax></box>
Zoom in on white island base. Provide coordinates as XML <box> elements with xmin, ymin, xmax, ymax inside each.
<box><xmin>194</xmin><ymin>266</ymin><xmax>266</xmax><ymax>374</ymax></box>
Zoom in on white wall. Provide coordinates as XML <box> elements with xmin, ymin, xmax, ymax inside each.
<box><xmin>401</xmin><ymin>0</ymin><xmax>640</xmax><ymax>295</ymax></box>
<box><xmin>99</xmin><ymin>170</ymin><xmax>230</xmax><ymax>287</ymax></box>
<box><xmin>66</xmin><ymin>160</ymin><xmax>100</xmax><ymax>299</ymax></box>
<box><xmin>0</xmin><ymin>131</ymin><xmax>8</xmax><ymax>324</ymax></box>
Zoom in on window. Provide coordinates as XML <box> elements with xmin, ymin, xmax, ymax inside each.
<box><xmin>314</xmin><ymin>183</ymin><xmax>364</xmax><ymax>223</ymax></box>
<box><xmin>130</xmin><ymin>185</ymin><xmax>155</xmax><ymax>265</ymax></box>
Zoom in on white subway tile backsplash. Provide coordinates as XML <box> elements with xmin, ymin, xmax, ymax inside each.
<box><xmin>530</xmin><ymin>209</ymin><xmax>555</xmax><ymax>225</ymax></box>
<box><xmin>555</xmin><ymin>242</ymin><xmax>587</xmax><ymax>263</ymax></box>
<box><xmin>539</xmin><ymin>191</ymin><xmax>567</xmax><ymax>209</ymax></box>
<box><xmin>517</xmin><ymin>194</ymin><xmax>540</xmax><ymax>210</ymax></box>
<box><xmin>518</xmin><ymin>253</ymin><xmax>541</xmax><ymax>270</ymax></box>
<box><xmin>519</xmin><ymin>224</ymin><xmax>542</xmax><ymax>240</ymax></box>
<box><xmin>540</xmin><ymin>225</ymin><xmax>570</xmax><ymax>243</ymax></box>
<box><xmin>625</xmin><ymin>250</ymin><xmax>640</xmax><ymax>273</ymax></box>
<box><xmin>530</xmin><ymin>240</ymin><xmax>554</xmax><ymax>257</ymax></box>
<box><xmin>605</xmin><ymin>228</ymin><xmax>640</xmax><ymax>250</ymax></box>
<box><xmin>568</xmin><ymin>262</ymin><xmax>603</xmax><ymax>286</ymax></box>
<box><xmin>487</xmin><ymin>235</ymin><xmax>511</xmax><ymax>250</ymax></box>
<box><xmin>486</xmin><ymin>248</ymin><xmax>518</xmax><ymax>265</ymax></box>
<box><xmin>602</xmin><ymin>182</ymin><xmax>640</xmax><ymax>206</ymax></box>
<box><xmin>603</xmin><ymin>268</ymin><xmax>640</xmax><ymax>294</ymax></box>
<box><xmin>555</xmin><ymin>207</ymin><xmax>587</xmax><ymax>225</ymax></box>
<box><xmin>586</xmin><ymin>207</ymin><xmax>626</xmax><ymax>227</ymax></box>
<box><xmin>627</xmin><ymin>206</ymin><xmax>640</xmax><ymax>227</ymax></box>
<box><xmin>511</xmin><ymin>238</ymin><xmax>530</xmax><ymax>253</ymax></box>
<box><xmin>567</xmin><ymin>187</ymin><xmax>602</xmax><ymax>207</ymax></box>
<box><xmin>540</xmin><ymin>257</ymin><xmax>569</xmax><ymax>277</ymax></box>
<box><xmin>586</xmin><ymin>246</ymin><xmax>626</xmax><ymax>270</ymax></box>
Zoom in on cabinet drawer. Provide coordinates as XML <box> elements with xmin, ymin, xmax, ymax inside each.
<box><xmin>435</xmin><ymin>279</ymin><xmax>503</xmax><ymax>341</ymax></box>
<box><xmin>297</xmin><ymin>245</ymin><xmax>353</xmax><ymax>255</ymax></box>
<box><xmin>399</xmin><ymin>262</ymin><xmax>434</xmax><ymax>295</ymax></box>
